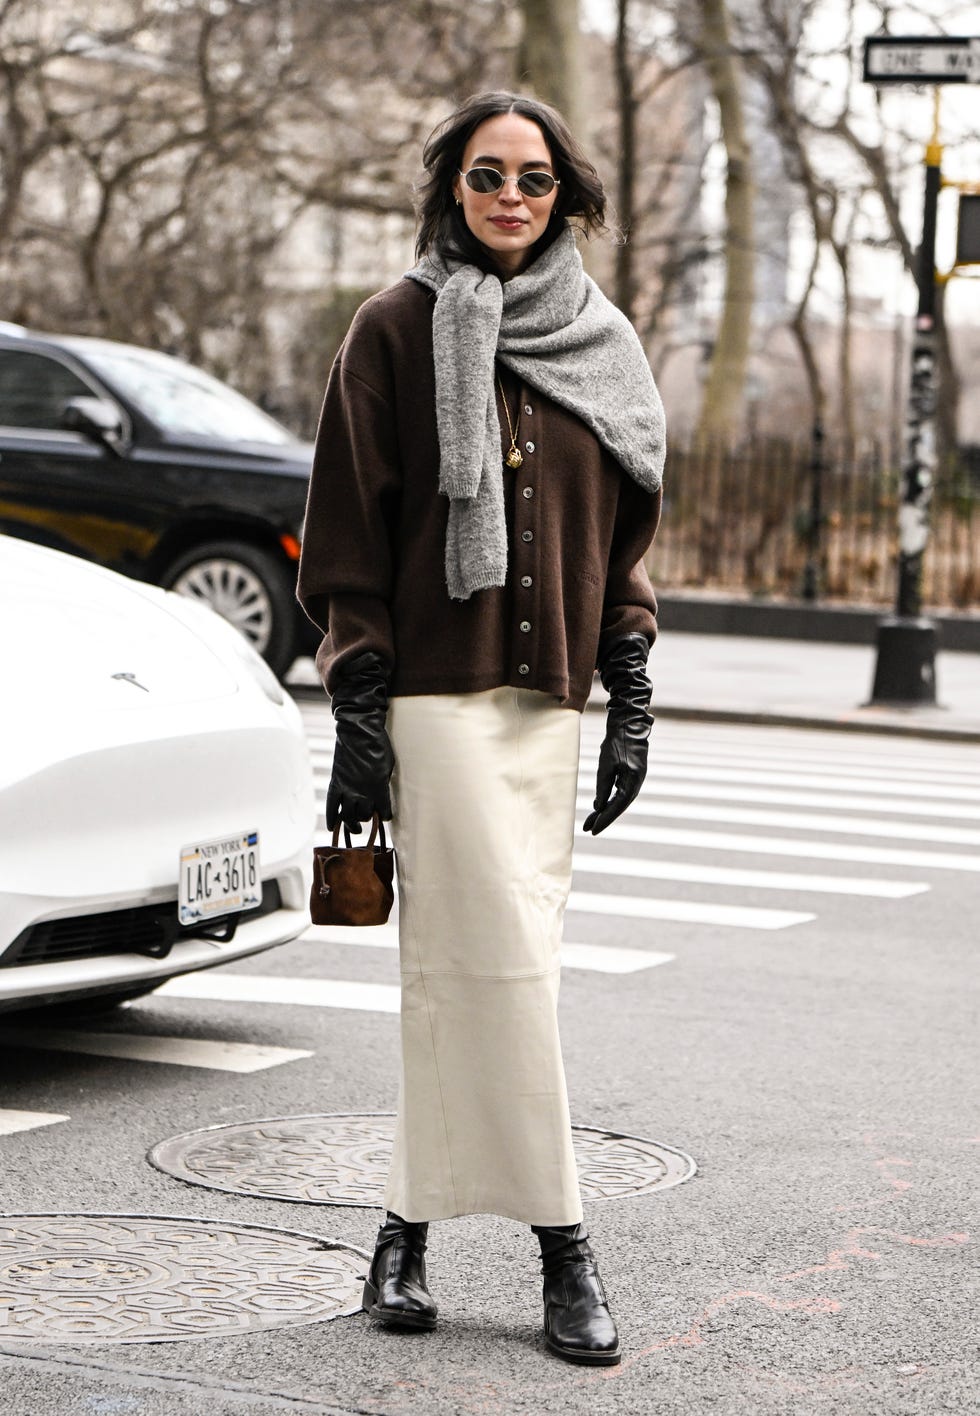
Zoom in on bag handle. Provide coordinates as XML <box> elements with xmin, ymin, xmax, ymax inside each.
<box><xmin>329</xmin><ymin>813</ymin><xmax>388</xmax><ymax>851</ymax></box>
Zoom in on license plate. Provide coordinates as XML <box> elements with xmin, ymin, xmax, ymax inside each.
<box><xmin>178</xmin><ymin>831</ymin><xmax>261</xmax><ymax>927</ymax></box>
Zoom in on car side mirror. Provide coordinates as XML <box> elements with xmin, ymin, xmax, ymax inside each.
<box><xmin>61</xmin><ymin>396</ymin><xmax>127</xmax><ymax>453</ymax></box>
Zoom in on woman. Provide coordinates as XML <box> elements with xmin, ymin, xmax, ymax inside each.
<box><xmin>298</xmin><ymin>91</ymin><xmax>665</xmax><ymax>1367</ymax></box>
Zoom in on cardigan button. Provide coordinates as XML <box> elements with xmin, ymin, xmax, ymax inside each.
<box><xmin>521</xmin><ymin>575</ymin><xmax>532</xmax><ymax>588</ymax></box>
<box><xmin>525</xmin><ymin>441</ymin><xmax>535</xmax><ymax>453</ymax></box>
<box><xmin>521</xmin><ymin>529</ymin><xmax>533</xmax><ymax>543</ymax></box>
<box><xmin>524</xmin><ymin>404</ymin><xmax>533</xmax><ymax>416</ymax></box>
<box><xmin>522</xmin><ymin>486</ymin><xmax>534</xmax><ymax>499</ymax></box>
<box><xmin>520</xmin><ymin>620</ymin><xmax>531</xmax><ymax>633</ymax></box>
<box><xmin>518</xmin><ymin>663</ymin><xmax>530</xmax><ymax>675</ymax></box>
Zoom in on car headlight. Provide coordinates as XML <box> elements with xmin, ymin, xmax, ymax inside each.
<box><xmin>225</xmin><ymin>624</ymin><xmax>286</xmax><ymax>705</ymax></box>
<box><xmin>164</xmin><ymin>592</ymin><xmax>285</xmax><ymax>705</ymax></box>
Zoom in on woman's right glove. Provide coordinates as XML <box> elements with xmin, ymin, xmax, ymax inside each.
<box><xmin>326</xmin><ymin>651</ymin><xmax>394</xmax><ymax>832</ymax></box>
<box><xmin>583</xmin><ymin>633</ymin><xmax>654</xmax><ymax>836</ymax></box>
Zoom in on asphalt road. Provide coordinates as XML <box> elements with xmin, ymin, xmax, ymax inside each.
<box><xmin>1</xmin><ymin>705</ymin><xmax>978</xmax><ymax>1415</ymax></box>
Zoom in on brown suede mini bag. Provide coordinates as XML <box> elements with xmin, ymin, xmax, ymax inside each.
<box><xmin>310</xmin><ymin>814</ymin><xmax>395</xmax><ymax>927</ymax></box>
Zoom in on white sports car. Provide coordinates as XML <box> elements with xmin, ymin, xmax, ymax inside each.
<box><xmin>0</xmin><ymin>535</ymin><xmax>314</xmax><ymax>1012</ymax></box>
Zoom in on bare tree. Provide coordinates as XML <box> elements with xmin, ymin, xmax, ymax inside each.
<box><xmin>694</xmin><ymin>0</ymin><xmax>754</xmax><ymax>442</ymax></box>
<box><xmin>517</xmin><ymin>0</ymin><xmax>583</xmax><ymax>132</ymax></box>
<box><xmin>0</xmin><ymin>0</ymin><xmax>513</xmax><ymax>426</ymax></box>
<box><xmin>747</xmin><ymin>0</ymin><xmax>968</xmax><ymax>453</ymax></box>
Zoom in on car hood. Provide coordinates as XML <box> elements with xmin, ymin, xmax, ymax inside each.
<box><xmin>1</xmin><ymin>536</ymin><xmax>240</xmax><ymax>715</ymax></box>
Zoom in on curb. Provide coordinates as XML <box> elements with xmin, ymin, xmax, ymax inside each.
<box><xmin>656</xmin><ymin>592</ymin><xmax>980</xmax><ymax>652</ymax></box>
<box><xmin>292</xmin><ymin>682</ymin><xmax>980</xmax><ymax>743</ymax></box>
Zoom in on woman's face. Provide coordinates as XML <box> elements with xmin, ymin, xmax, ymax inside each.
<box><xmin>452</xmin><ymin>112</ymin><xmax>559</xmax><ymax>277</ymax></box>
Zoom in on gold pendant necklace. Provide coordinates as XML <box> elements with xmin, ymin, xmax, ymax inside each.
<box><xmin>497</xmin><ymin>374</ymin><xmax>523</xmax><ymax>469</ymax></box>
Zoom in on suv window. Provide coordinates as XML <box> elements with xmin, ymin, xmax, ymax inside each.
<box><xmin>0</xmin><ymin>350</ymin><xmax>92</xmax><ymax>431</ymax></box>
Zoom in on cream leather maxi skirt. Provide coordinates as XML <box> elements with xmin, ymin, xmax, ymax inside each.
<box><xmin>383</xmin><ymin>686</ymin><xmax>584</xmax><ymax>1226</ymax></box>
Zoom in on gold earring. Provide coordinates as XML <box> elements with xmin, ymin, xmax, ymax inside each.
<box><xmin>455</xmin><ymin>197</ymin><xmax>461</xmax><ymax>206</ymax></box>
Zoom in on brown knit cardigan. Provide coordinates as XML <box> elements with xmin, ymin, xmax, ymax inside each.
<box><xmin>297</xmin><ymin>276</ymin><xmax>661</xmax><ymax>713</ymax></box>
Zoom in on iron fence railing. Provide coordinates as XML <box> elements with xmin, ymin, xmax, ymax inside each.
<box><xmin>649</xmin><ymin>438</ymin><xmax>979</xmax><ymax>611</ymax></box>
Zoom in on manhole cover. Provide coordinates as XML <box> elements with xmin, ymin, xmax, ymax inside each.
<box><xmin>0</xmin><ymin>1214</ymin><xmax>368</xmax><ymax>1344</ymax></box>
<box><xmin>573</xmin><ymin>1124</ymin><xmax>696</xmax><ymax>1198</ymax></box>
<box><xmin>149</xmin><ymin>1115</ymin><xmax>695</xmax><ymax>1206</ymax></box>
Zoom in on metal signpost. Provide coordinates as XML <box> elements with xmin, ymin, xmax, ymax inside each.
<box><xmin>863</xmin><ymin>37</ymin><xmax>979</xmax><ymax>704</ymax></box>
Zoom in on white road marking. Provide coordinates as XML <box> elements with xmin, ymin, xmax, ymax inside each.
<box><xmin>157</xmin><ymin>973</ymin><xmax>402</xmax><ymax>1014</ymax></box>
<box><xmin>567</xmin><ymin>891</ymin><xmax>814</xmax><ymax>930</ymax></box>
<box><xmin>575</xmin><ymin>784</ymin><xmax>980</xmax><ymax>820</ymax></box>
<box><xmin>606</xmin><ymin>761</ymin><xmax>980</xmax><ymax>803</ymax></box>
<box><xmin>580</xmin><ymin>724</ymin><xmax>980</xmax><ymax>770</ymax></box>
<box><xmin>313</xmin><ymin>798</ymin><xmax>980</xmax><ymax>852</ymax></box>
<box><xmin>299</xmin><ymin>925</ymin><xmax>673</xmax><ymax>972</ymax></box>
<box><xmin>579</xmin><ymin>736</ymin><xmax>980</xmax><ymax>771</ymax></box>
<box><xmin>561</xmin><ymin>943</ymin><xmax>675</xmax><ymax>972</ymax></box>
<box><xmin>310</xmin><ymin>756</ymin><xmax>980</xmax><ymax>818</ymax></box>
<box><xmin>302</xmin><ymin>923</ymin><xmax>399</xmax><ymax>948</ymax></box>
<box><xmin>311</xmin><ymin>716</ymin><xmax>980</xmax><ymax>783</ymax></box>
<box><xmin>572</xmin><ymin>853</ymin><xmax>928</xmax><ymax>898</ymax></box>
<box><xmin>577</xmin><ymin>799</ymin><xmax>980</xmax><ymax>846</ymax></box>
<box><xmin>300</xmin><ymin>709</ymin><xmax>971</xmax><ymax>960</ymax></box>
<box><xmin>0</xmin><ymin>1027</ymin><xmax>313</xmax><ymax>1073</ymax></box>
<box><xmin>599</xmin><ymin>822</ymin><xmax>980</xmax><ymax>872</ymax></box>
<box><xmin>639</xmin><ymin>745</ymin><xmax>980</xmax><ymax>782</ymax></box>
<box><xmin>0</xmin><ymin>1109</ymin><xmax>69</xmax><ymax>1136</ymax></box>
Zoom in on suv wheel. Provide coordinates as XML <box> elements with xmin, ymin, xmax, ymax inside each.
<box><xmin>163</xmin><ymin>540</ymin><xmax>296</xmax><ymax>678</ymax></box>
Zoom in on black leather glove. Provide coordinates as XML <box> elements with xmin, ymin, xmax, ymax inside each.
<box><xmin>583</xmin><ymin>633</ymin><xmax>654</xmax><ymax>836</ymax></box>
<box><xmin>326</xmin><ymin>651</ymin><xmax>394</xmax><ymax>833</ymax></box>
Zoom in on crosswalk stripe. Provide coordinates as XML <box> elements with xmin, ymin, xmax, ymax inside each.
<box><xmin>0</xmin><ymin>1027</ymin><xmax>313</xmax><ymax>1073</ymax></box>
<box><xmin>298</xmin><ymin>707</ymin><xmax>972</xmax><ymax>966</ymax></box>
<box><xmin>577</xmin><ymin>799</ymin><xmax>980</xmax><ymax>846</ymax></box>
<box><xmin>302</xmin><ymin>840</ymin><xmax>929</xmax><ymax>898</ymax></box>
<box><xmin>308</xmin><ymin>732</ymin><xmax>980</xmax><ymax>794</ymax></box>
<box><xmin>299</xmin><ymin>925</ymin><xmax>673</xmax><ymax>972</ymax></box>
<box><xmin>625</xmin><ymin>743</ymin><xmax>980</xmax><ymax>782</ymax></box>
<box><xmin>575</xmin><ymin>784</ymin><xmax>980</xmax><ymax>821</ymax></box>
<box><xmin>0</xmin><ymin>1109</ymin><xmax>69</xmax><ymax>1136</ymax></box>
<box><xmin>566</xmin><ymin>890</ymin><xmax>814</xmax><ymax>930</ymax></box>
<box><xmin>580</xmin><ymin>713</ymin><xmax>979</xmax><ymax>750</ymax></box>
<box><xmin>311</xmin><ymin>767</ymin><xmax>980</xmax><ymax>821</ymax></box>
<box><xmin>561</xmin><ymin>943</ymin><xmax>674</xmax><ymax>972</ymax></box>
<box><xmin>157</xmin><ymin>973</ymin><xmax>401</xmax><ymax>1013</ymax></box>
<box><xmin>599</xmin><ymin>822</ymin><xmax>980</xmax><ymax>871</ymax></box>
<box><xmin>574</xmin><ymin>741</ymin><xmax>980</xmax><ymax>775</ymax></box>
<box><xmin>572</xmin><ymin>853</ymin><xmax>928</xmax><ymax>898</ymax></box>
<box><xmin>302</xmin><ymin>923</ymin><xmax>399</xmax><ymax>948</ymax></box>
<box><xmin>584</xmin><ymin>762</ymin><xmax>980</xmax><ymax>804</ymax></box>
<box><xmin>299</xmin><ymin>856</ymin><xmax>816</xmax><ymax>928</ymax></box>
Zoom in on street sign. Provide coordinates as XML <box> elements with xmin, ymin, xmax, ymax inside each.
<box><xmin>956</xmin><ymin>194</ymin><xmax>980</xmax><ymax>264</ymax></box>
<box><xmin>863</xmin><ymin>36</ymin><xmax>980</xmax><ymax>84</ymax></box>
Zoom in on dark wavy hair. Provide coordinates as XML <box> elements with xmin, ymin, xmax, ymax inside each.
<box><xmin>414</xmin><ymin>91</ymin><xmax>607</xmax><ymax>271</ymax></box>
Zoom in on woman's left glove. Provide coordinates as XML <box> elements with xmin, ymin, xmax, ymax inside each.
<box><xmin>327</xmin><ymin>651</ymin><xmax>394</xmax><ymax>832</ymax></box>
<box><xmin>583</xmin><ymin>633</ymin><xmax>653</xmax><ymax>836</ymax></box>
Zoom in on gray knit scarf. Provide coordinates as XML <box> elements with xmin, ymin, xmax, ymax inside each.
<box><xmin>406</xmin><ymin>225</ymin><xmax>666</xmax><ymax>601</ymax></box>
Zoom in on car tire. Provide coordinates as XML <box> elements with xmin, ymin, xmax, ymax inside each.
<box><xmin>162</xmin><ymin>539</ymin><xmax>297</xmax><ymax>678</ymax></box>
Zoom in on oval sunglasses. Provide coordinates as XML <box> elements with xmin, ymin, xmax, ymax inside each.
<box><xmin>459</xmin><ymin>167</ymin><xmax>560</xmax><ymax>198</ymax></box>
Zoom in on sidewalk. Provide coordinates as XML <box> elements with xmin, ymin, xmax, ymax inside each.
<box><xmin>287</xmin><ymin>633</ymin><xmax>980</xmax><ymax>742</ymax></box>
<box><xmin>623</xmin><ymin>630</ymin><xmax>980</xmax><ymax>742</ymax></box>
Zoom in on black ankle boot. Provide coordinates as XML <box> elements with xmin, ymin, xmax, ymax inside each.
<box><xmin>362</xmin><ymin>1212</ymin><xmax>437</xmax><ymax>1330</ymax></box>
<box><xmin>532</xmin><ymin>1222</ymin><xmax>620</xmax><ymax>1366</ymax></box>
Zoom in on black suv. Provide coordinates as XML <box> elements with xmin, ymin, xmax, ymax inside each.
<box><xmin>0</xmin><ymin>323</ymin><xmax>318</xmax><ymax>676</ymax></box>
